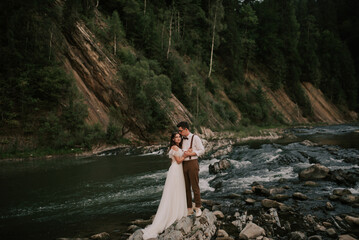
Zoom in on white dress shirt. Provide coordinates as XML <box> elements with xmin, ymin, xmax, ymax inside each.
<box><xmin>182</xmin><ymin>132</ymin><xmax>205</xmax><ymax>161</ymax></box>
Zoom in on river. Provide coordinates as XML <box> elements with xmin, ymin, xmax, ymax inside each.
<box><xmin>1</xmin><ymin>124</ymin><xmax>359</xmax><ymax>240</ymax></box>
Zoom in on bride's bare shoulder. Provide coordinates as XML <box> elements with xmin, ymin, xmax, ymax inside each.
<box><xmin>171</xmin><ymin>145</ymin><xmax>179</xmax><ymax>151</ymax></box>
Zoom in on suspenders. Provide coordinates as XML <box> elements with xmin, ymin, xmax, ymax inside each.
<box><xmin>189</xmin><ymin>135</ymin><xmax>195</xmax><ymax>160</ymax></box>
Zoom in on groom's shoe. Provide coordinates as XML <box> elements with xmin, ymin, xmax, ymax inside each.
<box><xmin>195</xmin><ymin>208</ymin><xmax>202</xmax><ymax>217</ymax></box>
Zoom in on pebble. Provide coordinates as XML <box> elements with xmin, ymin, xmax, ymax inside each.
<box><xmin>239</xmin><ymin>222</ymin><xmax>265</xmax><ymax>240</ymax></box>
<box><xmin>304</xmin><ymin>181</ymin><xmax>317</xmax><ymax>186</ymax></box>
<box><xmin>90</xmin><ymin>232</ymin><xmax>110</xmax><ymax>240</ymax></box>
<box><xmin>288</xmin><ymin>231</ymin><xmax>306</xmax><ymax>240</ymax></box>
<box><xmin>292</xmin><ymin>192</ymin><xmax>309</xmax><ymax>200</ymax></box>
<box><xmin>261</xmin><ymin>199</ymin><xmax>282</xmax><ymax>208</ymax></box>
<box><xmin>243</xmin><ymin>189</ymin><xmax>253</xmax><ymax>194</ymax></box>
<box><xmin>213</xmin><ymin>210</ymin><xmax>225</xmax><ymax>219</ymax></box>
<box><xmin>338</xmin><ymin>234</ymin><xmax>358</xmax><ymax>240</ymax></box>
<box><xmin>326</xmin><ymin>202</ymin><xmax>334</xmax><ymax>210</ymax></box>
<box><xmin>345</xmin><ymin>215</ymin><xmax>359</xmax><ymax>225</ymax></box>
<box><xmin>245</xmin><ymin>198</ymin><xmax>256</xmax><ymax>204</ymax></box>
<box><xmin>326</xmin><ymin>228</ymin><xmax>337</xmax><ymax>237</ymax></box>
<box><xmin>322</xmin><ymin>221</ymin><xmax>332</xmax><ymax>227</ymax></box>
<box><xmin>308</xmin><ymin>235</ymin><xmax>322</xmax><ymax>240</ymax></box>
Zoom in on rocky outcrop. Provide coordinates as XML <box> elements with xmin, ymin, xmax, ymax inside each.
<box><xmin>128</xmin><ymin>209</ymin><xmax>217</xmax><ymax>240</ymax></box>
<box><xmin>298</xmin><ymin>164</ymin><xmax>330</xmax><ymax>180</ymax></box>
<box><xmin>209</xmin><ymin>159</ymin><xmax>231</xmax><ymax>174</ymax></box>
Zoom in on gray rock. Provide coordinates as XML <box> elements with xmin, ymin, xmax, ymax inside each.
<box><xmin>327</xmin><ymin>169</ymin><xmax>359</xmax><ymax>186</ymax></box>
<box><xmin>217</xmin><ymin>229</ymin><xmax>229</xmax><ymax>237</ymax></box>
<box><xmin>340</xmin><ymin>194</ymin><xmax>359</xmax><ymax>204</ymax></box>
<box><xmin>289</xmin><ymin>231</ymin><xmax>307</xmax><ymax>240</ymax></box>
<box><xmin>308</xmin><ymin>235</ymin><xmax>322</xmax><ymax>240</ymax></box>
<box><xmin>261</xmin><ymin>199</ymin><xmax>283</xmax><ymax>208</ymax></box>
<box><xmin>131</xmin><ymin>218</ymin><xmax>153</xmax><ymax>226</ymax></box>
<box><xmin>269</xmin><ymin>187</ymin><xmax>285</xmax><ymax>195</ymax></box>
<box><xmin>239</xmin><ymin>222</ymin><xmax>265</xmax><ymax>240</ymax></box>
<box><xmin>175</xmin><ymin>216</ymin><xmax>192</xmax><ymax>234</ymax></box>
<box><xmin>245</xmin><ymin>198</ymin><xmax>256</xmax><ymax>204</ymax></box>
<box><xmin>252</xmin><ymin>185</ymin><xmax>270</xmax><ymax>196</ymax></box>
<box><xmin>293</xmin><ymin>192</ymin><xmax>309</xmax><ymax>200</ymax></box>
<box><xmin>227</xmin><ymin>193</ymin><xmax>242</xmax><ymax>199</ymax></box>
<box><xmin>299</xmin><ymin>164</ymin><xmax>329</xmax><ymax>180</ymax></box>
<box><xmin>345</xmin><ymin>215</ymin><xmax>359</xmax><ymax>225</ymax></box>
<box><xmin>270</xmin><ymin>194</ymin><xmax>290</xmax><ymax>201</ymax></box>
<box><xmin>304</xmin><ymin>181</ymin><xmax>317</xmax><ymax>186</ymax></box>
<box><xmin>326</xmin><ymin>228</ymin><xmax>337</xmax><ymax>237</ymax></box>
<box><xmin>128</xmin><ymin>229</ymin><xmax>143</xmax><ymax>240</ymax></box>
<box><xmin>159</xmin><ymin>230</ymin><xmax>183</xmax><ymax>240</ymax></box>
<box><xmin>326</xmin><ymin>202</ymin><xmax>334</xmax><ymax>210</ymax></box>
<box><xmin>213</xmin><ymin>210</ymin><xmax>225</xmax><ymax>219</ymax></box>
<box><xmin>339</xmin><ymin>234</ymin><xmax>358</xmax><ymax>240</ymax></box>
<box><xmin>333</xmin><ymin>189</ymin><xmax>352</xmax><ymax>196</ymax></box>
<box><xmin>203</xmin><ymin>208</ymin><xmax>217</xmax><ymax>225</ymax></box>
<box><xmin>209</xmin><ymin>159</ymin><xmax>231</xmax><ymax>174</ymax></box>
<box><xmin>243</xmin><ymin>189</ymin><xmax>254</xmax><ymax>194</ymax></box>
<box><xmin>329</xmin><ymin>194</ymin><xmax>340</xmax><ymax>201</ymax></box>
<box><xmin>212</xmin><ymin>204</ymin><xmax>222</xmax><ymax>211</ymax></box>
<box><xmin>127</xmin><ymin>225</ymin><xmax>140</xmax><ymax>233</ymax></box>
<box><xmin>314</xmin><ymin>224</ymin><xmax>326</xmax><ymax>232</ymax></box>
<box><xmin>322</xmin><ymin>221</ymin><xmax>333</xmax><ymax>227</ymax></box>
<box><xmin>90</xmin><ymin>232</ymin><xmax>110</xmax><ymax>240</ymax></box>
<box><xmin>279</xmin><ymin>204</ymin><xmax>294</xmax><ymax>212</ymax></box>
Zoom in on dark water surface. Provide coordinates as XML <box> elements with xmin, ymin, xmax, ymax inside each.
<box><xmin>1</xmin><ymin>124</ymin><xmax>359</xmax><ymax>239</ymax></box>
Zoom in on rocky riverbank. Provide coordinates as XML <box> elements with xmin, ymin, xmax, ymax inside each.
<box><xmin>112</xmin><ymin>159</ymin><xmax>359</xmax><ymax>240</ymax></box>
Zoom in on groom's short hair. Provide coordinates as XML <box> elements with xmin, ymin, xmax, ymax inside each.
<box><xmin>177</xmin><ymin>121</ymin><xmax>189</xmax><ymax>129</ymax></box>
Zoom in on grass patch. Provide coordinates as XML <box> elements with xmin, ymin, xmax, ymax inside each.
<box><xmin>0</xmin><ymin>147</ymin><xmax>84</xmax><ymax>160</ymax></box>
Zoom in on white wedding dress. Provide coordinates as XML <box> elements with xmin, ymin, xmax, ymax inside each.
<box><xmin>142</xmin><ymin>148</ymin><xmax>187</xmax><ymax>239</ymax></box>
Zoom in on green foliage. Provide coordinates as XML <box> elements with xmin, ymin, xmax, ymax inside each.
<box><xmin>119</xmin><ymin>58</ymin><xmax>172</xmax><ymax>132</ymax></box>
<box><xmin>1</xmin><ymin>0</ymin><xmax>359</xmax><ymax>156</ymax></box>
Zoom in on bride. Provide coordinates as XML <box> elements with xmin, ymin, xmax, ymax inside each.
<box><xmin>142</xmin><ymin>132</ymin><xmax>188</xmax><ymax>239</ymax></box>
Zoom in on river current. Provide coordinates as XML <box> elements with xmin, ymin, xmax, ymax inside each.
<box><xmin>1</xmin><ymin>124</ymin><xmax>359</xmax><ymax>239</ymax></box>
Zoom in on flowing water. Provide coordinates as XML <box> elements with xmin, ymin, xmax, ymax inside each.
<box><xmin>1</xmin><ymin>124</ymin><xmax>359</xmax><ymax>239</ymax></box>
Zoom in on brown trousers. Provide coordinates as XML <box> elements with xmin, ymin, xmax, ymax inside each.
<box><xmin>182</xmin><ymin>159</ymin><xmax>201</xmax><ymax>208</ymax></box>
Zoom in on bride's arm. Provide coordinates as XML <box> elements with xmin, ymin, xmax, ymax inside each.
<box><xmin>171</xmin><ymin>146</ymin><xmax>187</xmax><ymax>164</ymax></box>
<box><xmin>173</xmin><ymin>154</ymin><xmax>186</xmax><ymax>164</ymax></box>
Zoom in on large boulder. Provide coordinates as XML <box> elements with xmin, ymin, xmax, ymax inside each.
<box><xmin>292</xmin><ymin>192</ymin><xmax>309</xmax><ymax>200</ymax></box>
<box><xmin>252</xmin><ymin>184</ymin><xmax>270</xmax><ymax>196</ymax></box>
<box><xmin>239</xmin><ymin>222</ymin><xmax>265</xmax><ymax>240</ymax></box>
<box><xmin>261</xmin><ymin>199</ymin><xmax>283</xmax><ymax>208</ymax></box>
<box><xmin>327</xmin><ymin>169</ymin><xmax>359</xmax><ymax>186</ymax></box>
<box><xmin>209</xmin><ymin>159</ymin><xmax>231</xmax><ymax>174</ymax></box>
<box><xmin>299</xmin><ymin>164</ymin><xmax>329</xmax><ymax>180</ymax></box>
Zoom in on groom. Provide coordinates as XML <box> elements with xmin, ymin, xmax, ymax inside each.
<box><xmin>177</xmin><ymin>121</ymin><xmax>205</xmax><ymax>217</ymax></box>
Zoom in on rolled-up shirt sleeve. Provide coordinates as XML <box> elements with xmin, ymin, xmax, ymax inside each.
<box><xmin>193</xmin><ymin>135</ymin><xmax>205</xmax><ymax>157</ymax></box>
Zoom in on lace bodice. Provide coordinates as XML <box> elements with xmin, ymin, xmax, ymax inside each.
<box><xmin>168</xmin><ymin>148</ymin><xmax>183</xmax><ymax>161</ymax></box>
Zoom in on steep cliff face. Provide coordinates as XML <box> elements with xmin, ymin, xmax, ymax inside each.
<box><xmin>58</xmin><ymin>20</ymin><xmax>196</xmax><ymax>138</ymax></box>
<box><xmin>57</xmin><ymin>17</ymin><xmax>355</xmax><ymax>139</ymax></box>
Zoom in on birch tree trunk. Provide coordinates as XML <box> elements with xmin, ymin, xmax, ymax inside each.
<box><xmin>167</xmin><ymin>13</ymin><xmax>173</xmax><ymax>59</ymax></box>
<box><xmin>208</xmin><ymin>6</ymin><xmax>217</xmax><ymax>78</ymax></box>
<box><xmin>161</xmin><ymin>22</ymin><xmax>165</xmax><ymax>49</ymax></box>
<box><xmin>144</xmin><ymin>0</ymin><xmax>146</xmax><ymax>15</ymax></box>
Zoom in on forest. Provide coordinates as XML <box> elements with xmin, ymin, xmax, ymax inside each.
<box><xmin>0</xmin><ymin>0</ymin><xmax>358</xmax><ymax>154</ymax></box>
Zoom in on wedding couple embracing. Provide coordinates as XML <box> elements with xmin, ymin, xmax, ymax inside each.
<box><xmin>141</xmin><ymin>121</ymin><xmax>205</xmax><ymax>239</ymax></box>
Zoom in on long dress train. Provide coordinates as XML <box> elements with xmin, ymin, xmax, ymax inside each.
<box><xmin>141</xmin><ymin>148</ymin><xmax>187</xmax><ymax>239</ymax></box>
